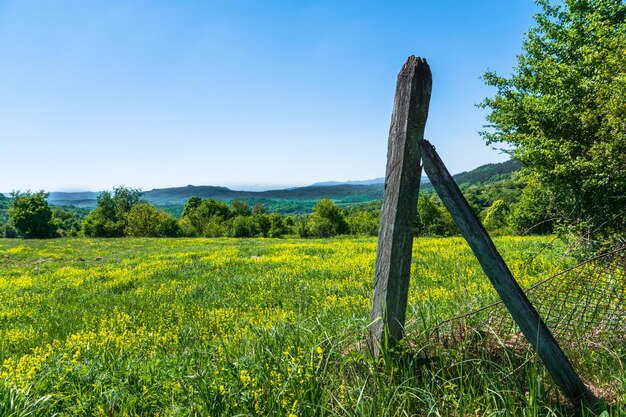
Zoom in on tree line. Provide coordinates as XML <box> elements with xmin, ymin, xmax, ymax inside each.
<box><xmin>1</xmin><ymin>183</ymin><xmax>555</xmax><ymax>239</ymax></box>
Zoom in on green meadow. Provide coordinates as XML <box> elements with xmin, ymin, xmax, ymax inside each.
<box><xmin>0</xmin><ymin>237</ymin><xmax>623</xmax><ymax>416</ymax></box>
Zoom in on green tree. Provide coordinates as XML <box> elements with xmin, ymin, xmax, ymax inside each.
<box><xmin>308</xmin><ymin>199</ymin><xmax>349</xmax><ymax>238</ymax></box>
<box><xmin>8</xmin><ymin>191</ymin><xmax>57</xmax><ymax>238</ymax></box>
<box><xmin>52</xmin><ymin>207</ymin><xmax>87</xmax><ymax>237</ymax></box>
<box><xmin>83</xmin><ymin>187</ymin><xmax>143</xmax><ymax>237</ymax></box>
<box><xmin>182</xmin><ymin>196</ymin><xmax>202</xmax><ymax>217</ymax></box>
<box><xmin>347</xmin><ymin>210</ymin><xmax>379</xmax><ymax>236</ymax></box>
<box><xmin>231</xmin><ymin>215</ymin><xmax>258</xmax><ymax>238</ymax></box>
<box><xmin>482</xmin><ymin>199</ymin><xmax>511</xmax><ymax>233</ymax></box>
<box><xmin>509</xmin><ymin>182</ymin><xmax>557</xmax><ymax>235</ymax></box>
<box><xmin>254</xmin><ymin>213</ymin><xmax>271</xmax><ymax>238</ymax></box>
<box><xmin>181</xmin><ymin>199</ymin><xmax>232</xmax><ymax>237</ymax></box>
<box><xmin>231</xmin><ymin>199</ymin><xmax>251</xmax><ymax>217</ymax></box>
<box><xmin>2</xmin><ymin>223</ymin><xmax>18</xmax><ymax>238</ymax></box>
<box><xmin>481</xmin><ymin>0</ymin><xmax>626</xmax><ymax>243</ymax></box>
<box><xmin>415</xmin><ymin>195</ymin><xmax>457</xmax><ymax>237</ymax></box>
<box><xmin>268</xmin><ymin>213</ymin><xmax>288</xmax><ymax>238</ymax></box>
<box><xmin>125</xmin><ymin>202</ymin><xmax>180</xmax><ymax>237</ymax></box>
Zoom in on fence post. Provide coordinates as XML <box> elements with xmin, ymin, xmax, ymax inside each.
<box><xmin>420</xmin><ymin>139</ymin><xmax>597</xmax><ymax>408</ymax></box>
<box><xmin>368</xmin><ymin>56</ymin><xmax>432</xmax><ymax>356</ymax></box>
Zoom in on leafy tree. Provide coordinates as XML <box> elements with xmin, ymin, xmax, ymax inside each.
<box><xmin>481</xmin><ymin>0</ymin><xmax>626</xmax><ymax>243</ymax></box>
<box><xmin>255</xmin><ymin>213</ymin><xmax>271</xmax><ymax>238</ymax></box>
<box><xmin>182</xmin><ymin>198</ymin><xmax>232</xmax><ymax>236</ymax></box>
<box><xmin>156</xmin><ymin>215</ymin><xmax>180</xmax><ymax>237</ymax></box>
<box><xmin>52</xmin><ymin>207</ymin><xmax>86</xmax><ymax>237</ymax></box>
<box><xmin>482</xmin><ymin>199</ymin><xmax>511</xmax><ymax>233</ymax></box>
<box><xmin>231</xmin><ymin>215</ymin><xmax>258</xmax><ymax>238</ymax></box>
<box><xmin>182</xmin><ymin>196</ymin><xmax>202</xmax><ymax>217</ymax></box>
<box><xmin>112</xmin><ymin>186</ymin><xmax>142</xmax><ymax>215</ymax></box>
<box><xmin>415</xmin><ymin>195</ymin><xmax>457</xmax><ymax>237</ymax></box>
<box><xmin>347</xmin><ymin>210</ymin><xmax>379</xmax><ymax>236</ymax></box>
<box><xmin>231</xmin><ymin>199</ymin><xmax>251</xmax><ymax>217</ymax></box>
<box><xmin>308</xmin><ymin>199</ymin><xmax>349</xmax><ymax>238</ymax></box>
<box><xmin>268</xmin><ymin>213</ymin><xmax>288</xmax><ymax>238</ymax></box>
<box><xmin>509</xmin><ymin>182</ymin><xmax>557</xmax><ymax>235</ymax></box>
<box><xmin>83</xmin><ymin>187</ymin><xmax>142</xmax><ymax>237</ymax></box>
<box><xmin>0</xmin><ymin>193</ymin><xmax>10</xmax><ymax>225</ymax></box>
<box><xmin>8</xmin><ymin>191</ymin><xmax>57</xmax><ymax>238</ymax></box>
<box><xmin>252</xmin><ymin>203</ymin><xmax>266</xmax><ymax>216</ymax></box>
<box><xmin>2</xmin><ymin>224</ymin><xmax>18</xmax><ymax>238</ymax></box>
<box><xmin>178</xmin><ymin>216</ymin><xmax>198</xmax><ymax>237</ymax></box>
<box><xmin>125</xmin><ymin>202</ymin><xmax>180</xmax><ymax>237</ymax></box>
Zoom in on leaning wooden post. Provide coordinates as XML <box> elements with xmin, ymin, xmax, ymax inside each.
<box><xmin>368</xmin><ymin>56</ymin><xmax>432</xmax><ymax>356</ymax></box>
<box><xmin>420</xmin><ymin>139</ymin><xmax>597</xmax><ymax>407</ymax></box>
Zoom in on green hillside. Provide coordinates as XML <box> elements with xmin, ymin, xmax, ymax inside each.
<box><xmin>29</xmin><ymin>159</ymin><xmax>524</xmax><ymax>216</ymax></box>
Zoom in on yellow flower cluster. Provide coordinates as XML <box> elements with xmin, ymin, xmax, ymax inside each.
<box><xmin>0</xmin><ymin>235</ymin><xmax>571</xmax><ymax>414</ymax></box>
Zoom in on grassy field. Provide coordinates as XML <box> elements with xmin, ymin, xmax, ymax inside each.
<box><xmin>0</xmin><ymin>237</ymin><xmax>622</xmax><ymax>416</ymax></box>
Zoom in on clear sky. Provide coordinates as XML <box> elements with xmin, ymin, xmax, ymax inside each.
<box><xmin>0</xmin><ymin>1</ymin><xmax>538</xmax><ymax>192</ymax></box>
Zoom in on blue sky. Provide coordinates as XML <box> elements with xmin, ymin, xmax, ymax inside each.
<box><xmin>0</xmin><ymin>1</ymin><xmax>538</xmax><ymax>192</ymax></box>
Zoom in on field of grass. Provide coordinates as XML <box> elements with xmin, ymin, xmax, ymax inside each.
<box><xmin>0</xmin><ymin>236</ymin><xmax>623</xmax><ymax>416</ymax></box>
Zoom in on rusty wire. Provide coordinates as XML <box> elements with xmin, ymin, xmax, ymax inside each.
<box><xmin>434</xmin><ymin>246</ymin><xmax>626</xmax><ymax>358</ymax></box>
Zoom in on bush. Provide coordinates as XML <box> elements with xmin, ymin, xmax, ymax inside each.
<box><xmin>2</xmin><ymin>224</ymin><xmax>18</xmax><ymax>238</ymax></box>
<box><xmin>8</xmin><ymin>191</ymin><xmax>57</xmax><ymax>238</ymax></box>
<box><xmin>308</xmin><ymin>199</ymin><xmax>349</xmax><ymax>238</ymax></box>
<box><xmin>83</xmin><ymin>187</ymin><xmax>142</xmax><ymax>237</ymax></box>
<box><xmin>125</xmin><ymin>203</ymin><xmax>180</xmax><ymax>237</ymax></box>
<box><xmin>231</xmin><ymin>215</ymin><xmax>258</xmax><ymax>238</ymax></box>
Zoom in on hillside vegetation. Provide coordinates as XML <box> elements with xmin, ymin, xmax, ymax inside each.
<box><xmin>1</xmin><ymin>160</ymin><xmax>529</xmax><ymax>239</ymax></box>
<box><xmin>37</xmin><ymin>159</ymin><xmax>522</xmax><ymax>215</ymax></box>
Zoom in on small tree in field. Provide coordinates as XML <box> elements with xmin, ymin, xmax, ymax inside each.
<box><xmin>8</xmin><ymin>191</ymin><xmax>57</xmax><ymax>238</ymax></box>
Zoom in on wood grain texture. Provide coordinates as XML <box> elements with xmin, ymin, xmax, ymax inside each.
<box><xmin>420</xmin><ymin>139</ymin><xmax>597</xmax><ymax>407</ymax></box>
<box><xmin>368</xmin><ymin>56</ymin><xmax>432</xmax><ymax>355</ymax></box>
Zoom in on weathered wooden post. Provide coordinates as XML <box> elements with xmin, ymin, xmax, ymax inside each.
<box><xmin>368</xmin><ymin>56</ymin><xmax>432</xmax><ymax>355</ymax></box>
<box><xmin>420</xmin><ymin>139</ymin><xmax>598</xmax><ymax>408</ymax></box>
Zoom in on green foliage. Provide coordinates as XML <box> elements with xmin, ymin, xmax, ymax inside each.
<box><xmin>308</xmin><ymin>199</ymin><xmax>349</xmax><ymax>238</ymax></box>
<box><xmin>181</xmin><ymin>198</ymin><xmax>232</xmax><ymax>237</ymax></box>
<box><xmin>415</xmin><ymin>195</ymin><xmax>457</xmax><ymax>237</ymax></box>
<box><xmin>0</xmin><ymin>194</ymin><xmax>9</xmax><ymax>224</ymax></box>
<box><xmin>346</xmin><ymin>210</ymin><xmax>379</xmax><ymax>236</ymax></box>
<box><xmin>82</xmin><ymin>187</ymin><xmax>143</xmax><ymax>237</ymax></box>
<box><xmin>125</xmin><ymin>202</ymin><xmax>180</xmax><ymax>237</ymax></box>
<box><xmin>231</xmin><ymin>199</ymin><xmax>251</xmax><ymax>217</ymax></box>
<box><xmin>230</xmin><ymin>215</ymin><xmax>258</xmax><ymax>238</ymax></box>
<box><xmin>1</xmin><ymin>224</ymin><xmax>18</xmax><ymax>238</ymax></box>
<box><xmin>481</xmin><ymin>0</ymin><xmax>626</xmax><ymax>243</ymax></box>
<box><xmin>182</xmin><ymin>196</ymin><xmax>202</xmax><ymax>217</ymax></box>
<box><xmin>254</xmin><ymin>213</ymin><xmax>271</xmax><ymax>238</ymax></box>
<box><xmin>483</xmin><ymin>199</ymin><xmax>511</xmax><ymax>233</ymax></box>
<box><xmin>52</xmin><ymin>207</ymin><xmax>87</xmax><ymax>237</ymax></box>
<box><xmin>8</xmin><ymin>191</ymin><xmax>57</xmax><ymax>238</ymax></box>
<box><xmin>268</xmin><ymin>213</ymin><xmax>288</xmax><ymax>238</ymax></box>
<box><xmin>509</xmin><ymin>182</ymin><xmax>557</xmax><ymax>235</ymax></box>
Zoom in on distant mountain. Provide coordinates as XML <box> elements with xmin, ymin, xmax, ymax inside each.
<box><xmin>48</xmin><ymin>192</ymin><xmax>100</xmax><ymax>207</ymax></box>
<box><xmin>312</xmin><ymin>178</ymin><xmax>385</xmax><ymax>187</ymax></box>
<box><xmin>442</xmin><ymin>159</ymin><xmax>522</xmax><ymax>186</ymax></box>
<box><xmin>143</xmin><ymin>184</ymin><xmax>385</xmax><ymax>206</ymax></box>
<box><xmin>27</xmin><ymin>159</ymin><xmax>521</xmax><ymax>215</ymax></box>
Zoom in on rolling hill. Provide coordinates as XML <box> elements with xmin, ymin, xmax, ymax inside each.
<box><xmin>16</xmin><ymin>159</ymin><xmax>522</xmax><ymax>216</ymax></box>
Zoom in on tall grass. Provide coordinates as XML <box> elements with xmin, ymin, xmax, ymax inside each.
<box><xmin>0</xmin><ymin>237</ymin><xmax>622</xmax><ymax>415</ymax></box>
